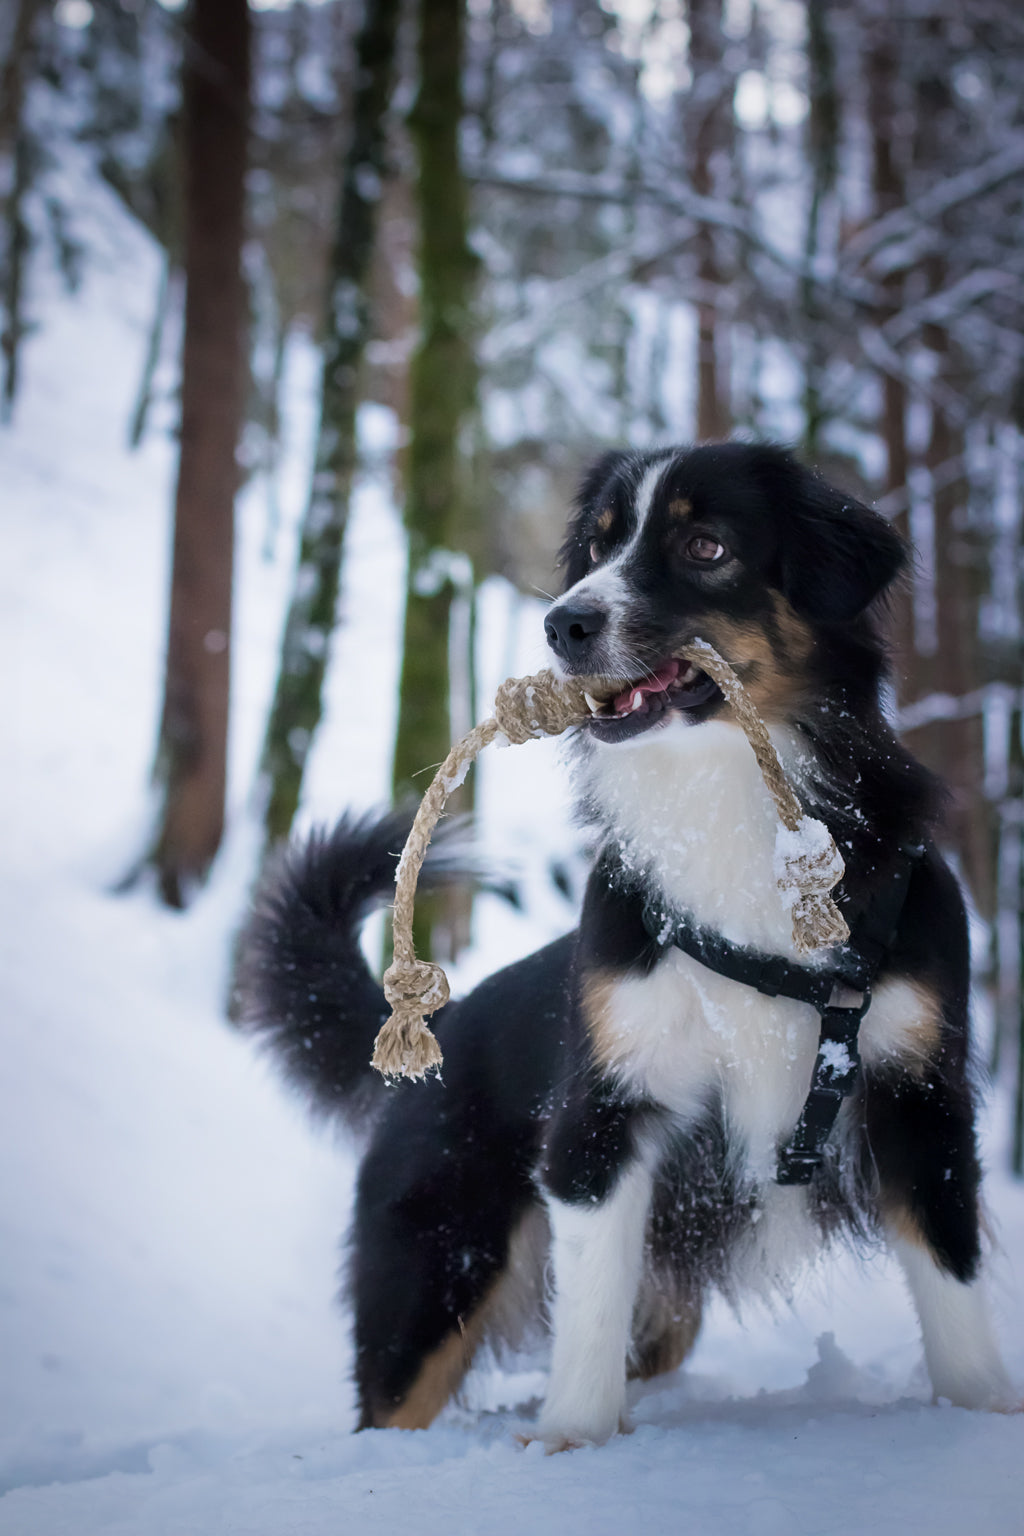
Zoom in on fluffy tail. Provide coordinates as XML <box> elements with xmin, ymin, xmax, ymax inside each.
<box><xmin>234</xmin><ymin>809</ymin><xmax>468</xmax><ymax>1128</ymax></box>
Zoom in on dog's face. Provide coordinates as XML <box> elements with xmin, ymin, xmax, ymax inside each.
<box><xmin>545</xmin><ymin>442</ymin><xmax>905</xmax><ymax>742</ymax></box>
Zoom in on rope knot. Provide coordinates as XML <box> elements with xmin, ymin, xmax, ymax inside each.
<box><xmin>493</xmin><ymin>670</ymin><xmax>587</xmax><ymax>744</ymax></box>
<box><xmin>371</xmin><ymin>959</ymin><xmax>451</xmax><ymax>1080</ymax></box>
<box><xmin>383</xmin><ymin>957</ymin><xmax>451</xmax><ymax>1013</ymax></box>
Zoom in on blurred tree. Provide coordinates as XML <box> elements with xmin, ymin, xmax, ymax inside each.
<box><xmin>0</xmin><ymin>0</ymin><xmax>45</xmax><ymax>422</ymax></box>
<box><xmin>801</xmin><ymin>0</ymin><xmax>839</xmax><ymax>458</ymax></box>
<box><xmin>145</xmin><ymin>0</ymin><xmax>250</xmax><ymax>907</ymax></box>
<box><xmin>687</xmin><ymin>0</ymin><xmax>732</xmax><ymax>441</ymax></box>
<box><xmin>257</xmin><ymin>0</ymin><xmax>401</xmax><ymax>853</ymax></box>
<box><xmin>391</xmin><ymin>0</ymin><xmax>478</xmax><ymax>960</ymax></box>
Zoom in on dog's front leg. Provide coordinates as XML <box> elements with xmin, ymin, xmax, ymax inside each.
<box><xmin>536</xmin><ymin>1155</ymin><xmax>653</xmax><ymax>1450</ymax></box>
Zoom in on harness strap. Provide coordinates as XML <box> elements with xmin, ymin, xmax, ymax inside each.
<box><xmin>640</xmin><ymin>847</ymin><xmax>921</xmax><ymax>1185</ymax></box>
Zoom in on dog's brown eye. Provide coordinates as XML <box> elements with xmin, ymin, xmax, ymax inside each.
<box><xmin>686</xmin><ymin>536</ymin><xmax>726</xmax><ymax>563</ymax></box>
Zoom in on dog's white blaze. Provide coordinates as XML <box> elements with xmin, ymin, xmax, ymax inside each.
<box><xmin>890</xmin><ymin>1236</ymin><xmax>1015</xmax><ymax>1410</ymax></box>
<box><xmin>539</xmin><ymin>1158</ymin><xmax>653</xmax><ymax>1446</ymax></box>
<box><xmin>560</xmin><ymin>562</ymin><xmax>631</xmax><ymax>639</ymax></box>
<box><xmin>554</xmin><ymin>458</ymin><xmax>669</xmax><ymax>678</ymax></box>
<box><xmin>632</xmin><ymin>457</ymin><xmax>666</xmax><ymax>526</ymax></box>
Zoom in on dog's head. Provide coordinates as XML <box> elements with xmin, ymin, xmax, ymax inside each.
<box><xmin>545</xmin><ymin>442</ymin><xmax>905</xmax><ymax>743</ymax></box>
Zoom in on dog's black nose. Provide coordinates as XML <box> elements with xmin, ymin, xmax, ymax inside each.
<box><xmin>545</xmin><ymin>601</ymin><xmax>607</xmax><ymax>667</ymax></box>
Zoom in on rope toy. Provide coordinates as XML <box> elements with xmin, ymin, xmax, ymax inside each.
<box><xmin>371</xmin><ymin>641</ymin><xmax>850</xmax><ymax>1081</ymax></box>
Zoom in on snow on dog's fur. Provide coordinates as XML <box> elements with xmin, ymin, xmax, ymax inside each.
<box><xmin>237</xmin><ymin>442</ymin><xmax>1014</xmax><ymax>1447</ymax></box>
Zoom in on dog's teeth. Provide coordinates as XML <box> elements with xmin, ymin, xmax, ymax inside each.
<box><xmin>584</xmin><ymin>692</ymin><xmax>602</xmax><ymax>715</ymax></box>
<box><xmin>630</xmin><ymin>691</ymin><xmax>643</xmax><ymax>712</ymax></box>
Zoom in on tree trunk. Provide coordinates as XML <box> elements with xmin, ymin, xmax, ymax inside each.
<box><xmin>391</xmin><ymin>0</ymin><xmax>477</xmax><ymax>959</ymax></box>
<box><xmin>688</xmin><ymin>0</ymin><xmax>730</xmax><ymax>443</ymax></box>
<box><xmin>146</xmin><ymin>0</ymin><xmax>250</xmax><ymax>908</ymax></box>
<box><xmin>0</xmin><ymin>0</ymin><xmax>43</xmax><ymax>162</ymax></box>
<box><xmin>865</xmin><ymin>25</ymin><xmax>914</xmax><ymax>689</ymax></box>
<box><xmin>801</xmin><ymin>0</ymin><xmax>838</xmax><ymax>456</ymax></box>
<box><xmin>912</xmin><ymin>403</ymin><xmax>992</xmax><ymax>911</ymax></box>
<box><xmin>1009</xmin><ymin>702</ymin><xmax>1024</xmax><ymax>1174</ymax></box>
<box><xmin>258</xmin><ymin>0</ymin><xmax>401</xmax><ymax>850</ymax></box>
<box><xmin>0</xmin><ymin>0</ymin><xmax>44</xmax><ymax>425</ymax></box>
<box><xmin>902</xmin><ymin>38</ymin><xmax>992</xmax><ymax>915</ymax></box>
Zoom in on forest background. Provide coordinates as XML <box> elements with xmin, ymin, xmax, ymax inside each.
<box><xmin>4</xmin><ymin>0</ymin><xmax>1024</xmax><ymax>1145</ymax></box>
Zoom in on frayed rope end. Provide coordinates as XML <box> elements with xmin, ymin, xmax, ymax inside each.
<box><xmin>371</xmin><ymin>1012</ymin><xmax>444</xmax><ymax>1081</ymax></box>
<box><xmin>372</xmin><ymin>958</ymin><xmax>450</xmax><ymax>1080</ymax></box>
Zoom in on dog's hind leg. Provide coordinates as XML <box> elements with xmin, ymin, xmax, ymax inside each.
<box><xmin>866</xmin><ymin>1067</ymin><xmax>1015</xmax><ymax>1410</ymax></box>
<box><xmin>629</xmin><ymin>1283</ymin><xmax>703</xmax><ymax>1382</ymax></box>
<box><xmin>350</xmin><ymin>1108</ymin><xmax>538</xmax><ymax>1431</ymax></box>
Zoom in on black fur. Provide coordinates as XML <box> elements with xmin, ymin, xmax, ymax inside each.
<box><xmin>236</xmin><ymin>810</ymin><xmax>471</xmax><ymax>1128</ymax></box>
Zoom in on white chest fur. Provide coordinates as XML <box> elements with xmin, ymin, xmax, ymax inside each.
<box><xmin>585</xmin><ymin>716</ymin><xmax>810</xmax><ymax>953</ymax></box>
<box><xmin>582</xmin><ymin>719</ymin><xmax>936</xmax><ymax>1176</ymax></box>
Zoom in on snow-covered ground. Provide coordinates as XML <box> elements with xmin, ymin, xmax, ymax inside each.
<box><xmin>2</xmin><ymin>144</ymin><xmax>1023</xmax><ymax>1536</ymax></box>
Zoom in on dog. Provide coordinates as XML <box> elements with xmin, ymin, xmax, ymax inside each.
<box><xmin>237</xmin><ymin>441</ymin><xmax>1014</xmax><ymax>1447</ymax></box>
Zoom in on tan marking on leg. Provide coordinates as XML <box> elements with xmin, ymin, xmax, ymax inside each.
<box><xmin>582</xmin><ymin>969</ymin><xmax>627</xmax><ymax>1076</ymax></box>
<box><xmin>879</xmin><ymin>1200</ymin><xmax>922</xmax><ymax>1247</ymax></box>
<box><xmin>375</xmin><ymin>1304</ymin><xmax>491</xmax><ymax>1430</ymax></box>
<box><xmin>861</xmin><ymin>979</ymin><xmax>943</xmax><ymax>1076</ymax></box>
<box><xmin>629</xmin><ymin>1290</ymin><xmax>703</xmax><ymax>1381</ymax></box>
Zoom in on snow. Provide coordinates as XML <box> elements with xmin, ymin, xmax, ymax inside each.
<box><xmin>773</xmin><ymin>816</ymin><xmax>845</xmax><ymax>913</ymax></box>
<box><xmin>2</xmin><ymin>131</ymin><xmax>1023</xmax><ymax>1536</ymax></box>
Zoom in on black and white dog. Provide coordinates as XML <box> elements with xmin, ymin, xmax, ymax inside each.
<box><xmin>238</xmin><ymin>442</ymin><xmax>1014</xmax><ymax>1447</ymax></box>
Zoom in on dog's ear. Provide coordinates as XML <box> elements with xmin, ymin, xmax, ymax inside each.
<box><xmin>573</xmin><ymin>449</ymin><xmax>632</xmax><ymax>514</ymax></box>
<box><xmin>558</xmin><ymin>449</ymin><xmax>632</xmax><ymax>578</ymax></box>
<box><xmin>777</xmin><ymin>466</ymin><xmax>906</xmax><ymax>624</ymax></box>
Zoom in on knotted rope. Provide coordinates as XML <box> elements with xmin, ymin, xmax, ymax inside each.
<box><xmin>371</xmin><ymin>643</ymin><xmax>849</xmax><ymax>1081</ymax></box>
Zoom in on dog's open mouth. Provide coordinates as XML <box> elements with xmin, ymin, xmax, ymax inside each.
<box><xmin>581</xmin><ymin>657</ymin><xmax>722</xmax><ymax>743</ymax></box>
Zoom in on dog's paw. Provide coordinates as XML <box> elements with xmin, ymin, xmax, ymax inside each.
<box><xmin>515</xmin><ymin>1429</ymin><xmax>587</xmax><ymax>1456</ymax></box>
<box><xmin>515</xmin><ymin>1411</ymin><xmax>632</xmax><ymax>1453</ymax></box>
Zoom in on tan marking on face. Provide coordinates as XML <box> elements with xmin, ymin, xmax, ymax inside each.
<box><xmin>595</xmin><ymin>506</ymin><xmax>615</xmax><ymax>535</ymax></box>
<box><xmin>668</xmin><ymin>497</ymin><xmax>692</xmax><ymax>520</ymax></box>
<box><xmin>374</xmin><ymin>1305</ymin><xmax>490</xmax><ymax>1430</ymax></box>
<box><xmin>694</xmin><ymin>600</ymin><xmax>815</xmax><ymax>724</ymax></box>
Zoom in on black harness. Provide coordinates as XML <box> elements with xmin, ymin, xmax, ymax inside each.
<box><xmin>640</xmin><ymin>849</ymin><xmax>921</xmax><ymax>1185</ymax></box>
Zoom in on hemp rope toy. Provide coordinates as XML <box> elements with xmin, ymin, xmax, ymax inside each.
<box><xmin>371</xmin><ymin>638</ymin><xmax>850</xmax><ymax>1081</ymax></box>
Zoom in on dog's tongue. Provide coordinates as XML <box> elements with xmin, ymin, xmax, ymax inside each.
<box><xmin>611</xmin><ymin>659</ymin><xmax>680</xmax><ymax>714</ymax></box>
